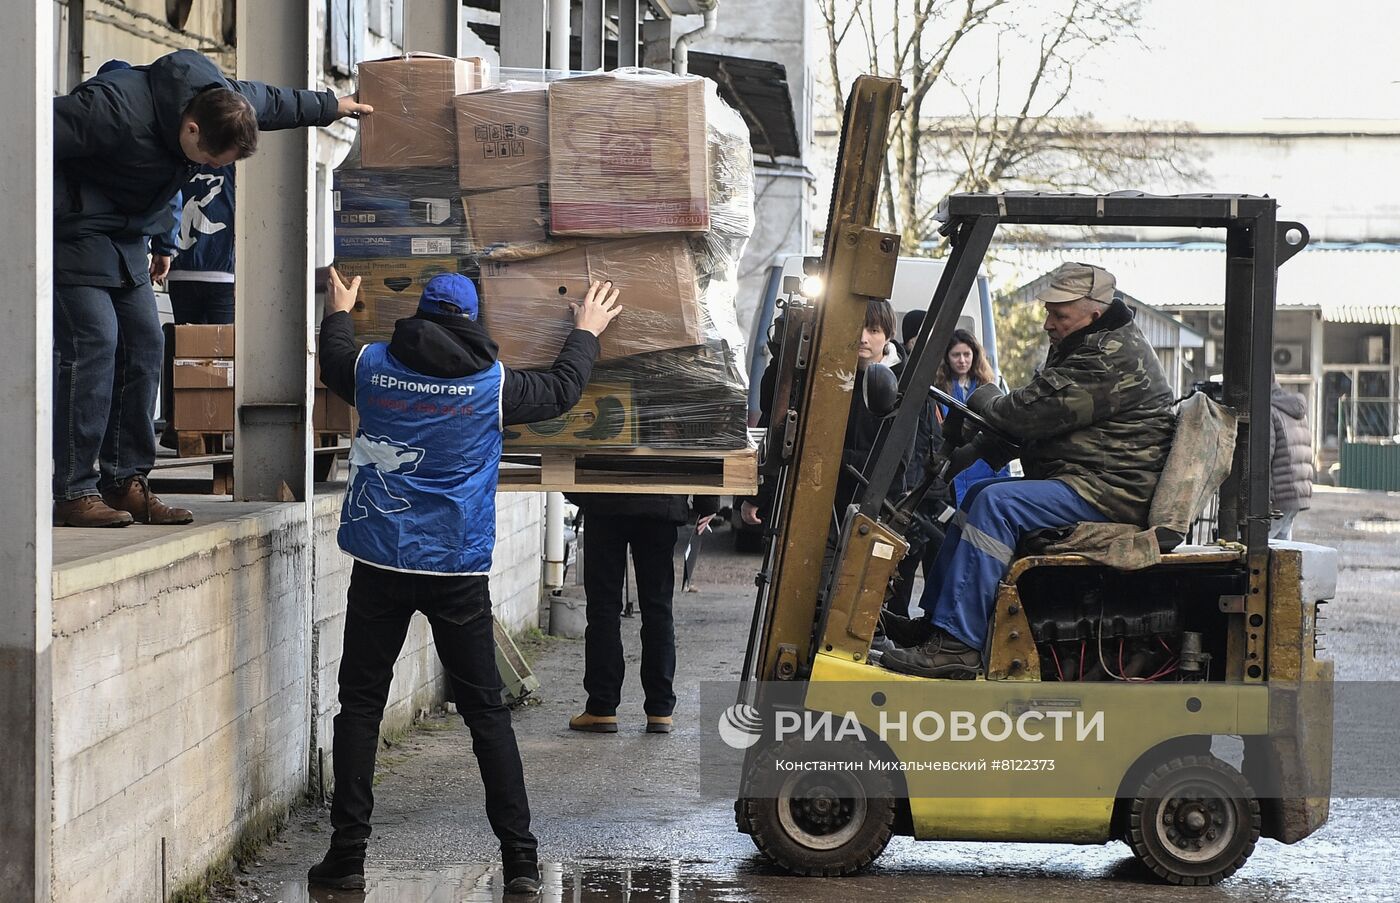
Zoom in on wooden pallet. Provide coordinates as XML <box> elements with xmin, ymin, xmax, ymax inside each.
<box><xmin>497</xmin><ymin>444</ymin><xmax>758</xmax><ymax>495</ymax></box>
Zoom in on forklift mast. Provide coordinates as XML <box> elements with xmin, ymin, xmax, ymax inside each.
<box><xmin>744</xmin><ymin>74</ymin><xmax>1310</xmax><ymax>687</ymax></box>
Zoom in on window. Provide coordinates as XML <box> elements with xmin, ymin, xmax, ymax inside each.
<box><xmin>329</xmin><ymin>0</ymin><xmax>367</xmax><ymax>77</ymax></box>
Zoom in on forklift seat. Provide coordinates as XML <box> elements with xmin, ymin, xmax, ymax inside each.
<box><xmin>1016</xmin><ymin>391</ymin><xmax>1238</xmax><ymax>568</ymax></box>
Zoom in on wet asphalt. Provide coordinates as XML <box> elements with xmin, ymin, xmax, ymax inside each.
<box><xmin>218</xmin><ymin>487</ymin><xmax>1400</xmax><ymax>903</ymax></box>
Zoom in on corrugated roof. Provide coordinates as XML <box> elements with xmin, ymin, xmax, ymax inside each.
<box><xmin>988</xmin><ymin>244</ymin><xmax>1400</xmax><ymax>324</ymax></box>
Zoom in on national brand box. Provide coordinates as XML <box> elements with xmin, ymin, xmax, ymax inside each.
<box><xmin>334</xmin><ymin>168</ymin><xmax>465</xmax><ymax>229</ymax></box>
<box><xmin>335</xmin><ymin>230</ymin><xmax>470</xmax><ymax>259</ymax></box>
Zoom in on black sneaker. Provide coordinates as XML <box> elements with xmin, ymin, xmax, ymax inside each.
<box><xmin>503</xmin><ymin>850</ymin><xmax>541</xmax><ymax>895</ymax></box>
<box><xmin>307</xmin><ymin>844</ymin><xmax>366</xmax><ymax>890</ymax></box>
<box><xmin>880</xmin><ymin>627</ymin><xmax>981</xmax><ymax>678</ymax></box>
<box><xmin>878</xmin><ymin>610</ymin><xmax>935</xmax><ymax>648</ymax></box>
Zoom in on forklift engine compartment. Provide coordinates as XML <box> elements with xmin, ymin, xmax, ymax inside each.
<box><xmin>1016</xmin><ymin>563</ymin><xmax>1238</xmax><ymax>683</ymax></box>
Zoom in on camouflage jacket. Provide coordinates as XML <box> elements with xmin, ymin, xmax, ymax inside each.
<box><xmin>968</xmin><ymin>300</ymin><xmax>1174</xmax><ymax>525</ymax></box>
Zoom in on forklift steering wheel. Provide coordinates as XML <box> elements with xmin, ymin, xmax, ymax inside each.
<box><xmin>929</xmin><ymin>386</ymin><xmax>1019</xmax><ymax>447</ymax></box>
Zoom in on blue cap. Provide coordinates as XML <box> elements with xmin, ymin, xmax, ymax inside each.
<box><xmin>418</xmin><ymin>273</ymin><xmax>479</xmax><ymax>320</ymax></box>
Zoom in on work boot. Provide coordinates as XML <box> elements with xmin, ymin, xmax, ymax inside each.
<box><xmin>645</xmin><ymin>715</ymin><xmax>673</xmax><ymax>734</ymax></box>
<box><xmin>102</xmin><ymin>475</ymin><xmax>193</xmax><ymax>525</ymax></box>
<box><xmin>880</xmin><ymin>627</ymin><xmax>982</xmax><ymax>678</ymax></box>
<box><xmin>568</xmin><ymin>712</ymin><xmax>618</xmax><ymax>733</ymax></box>
<box><xmin>307</xmin><ymin>843</ymin><xmax>366</xmax><ymax>890</ymax></box>
<box><xmin>52</xmin><ymin>496</ymin><xmax>134</xmax><ymax>528</ymax></box>
<box><xmin>502</xmin><ymin>848</ymin><xmax>541</xmax><ymax>895</ymax></box>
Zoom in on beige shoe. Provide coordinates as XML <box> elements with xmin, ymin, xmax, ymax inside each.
<box><xmin>645</xmin><ymin>715</ymin><xmax>673</xmax><ymax>734</ymax></box>
<box><xmin>568</xmin><ymin>712</ymin><xmax>618</xmax><ymax>733</ymax></box>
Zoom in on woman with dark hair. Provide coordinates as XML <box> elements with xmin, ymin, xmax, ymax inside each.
<box><xmin>935</xmin><ymin>328</ymin><xmax>1009</xmax><ymax>503</ymax></box>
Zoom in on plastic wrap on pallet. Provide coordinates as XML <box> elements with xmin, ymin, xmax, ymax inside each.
<box><xmin>356</xmin><ymin>53</ymin><xmax>490</xmax><ymax>168</ymax></box>
<box><xmin>333</xmin><ymin>63</ymin><xmax>755</xmax><ymax>450</ymax></box>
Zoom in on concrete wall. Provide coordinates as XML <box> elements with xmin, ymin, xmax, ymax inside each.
<box><xmin>50</xmin><ymin>491</ymin><xmax>543</xmax><ymax>902</ymax></box>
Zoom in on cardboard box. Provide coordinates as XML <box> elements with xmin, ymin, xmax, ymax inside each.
<box><xmin>335</xmin><ymin>229</ymin><xmax>468</xmax><ymax>259</ymax></box>
<box><xmin>463</xmin><ymin>185</ymin><xmax>549</xmax><ymax>248</ymax></box>
<box><xmin>334</xmin><ymin>167</ymin><xmax>465</xmax><ymax>228</ymax></box>
<box><xmin>313</xmin><ymin>388</ymin><xmax>353</xmax><ymax>433</ymax></box>
<box><xmin>333</xmin><ymin>256</ymin><xmax>464</xmax><ymax>341</ymax></box>
<box><xmin>504</xmin><ymin>381</ymin><xmax>638</xmax><ymax>448</ymax></box>
<box><xmin>480</xmin><ymin>236</ymin><xmax>702</xmax><ymax>368</ymax></box>
<box><xmin>455</xmin><ymin>84</ymin><xmax>550</xmax><ymax>191</ymax></box>
<box><xmin>548</xmin><ymin>73</ymin><xmax>709</xmax><ymax>235</ymax></box>
<box><xmin>173</xmin><ymin>324</ymin><xmax>235</xmax><ymax>358</ymax></box>
<box><xmin>172</xmin><ymin>358</ymin><xmax>234</xmax><ymax>389</ymax></box>
<box><xmin>357</xmin><ymin>55</ymin><xmax>488</xmax><ymax>168</ymax></box>
<box><xmin>173</xmin><ymin>388</ymin><xmax>234</xmax><ymax>432</ymax></box>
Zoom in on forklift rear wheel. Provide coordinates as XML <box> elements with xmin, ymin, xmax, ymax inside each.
<box><xmin>1127</xmin><ymin>754</ymin><xmax>1260</xmax><ymax>886</ymax></box>
<box><xmin>742</xmin><ymin>743</ymin><xmax>897</xmax><ymax>876</ymax></box>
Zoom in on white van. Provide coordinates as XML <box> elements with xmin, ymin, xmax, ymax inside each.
<box><xmin>744</xmin><ymin>255</ymin><xmax>1000</xmax><ymax>420</ymax></box>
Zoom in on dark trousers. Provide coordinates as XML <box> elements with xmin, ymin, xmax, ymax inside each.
<box><xmin>52</xmin><ymin>282</ymin><xmax>162</xmax><ymax>500</ymax></box>
<box><xmin>890</xmin><ymin>527</ymin><xmax>943</xmax><ymax>616</ymax></box>
<box><xmin>168</xmin><ymin>279</ymin><xmax>235</xmax><ymax>324</ymax></box>
<box><xmin>582</xmin><ymin>514</ymin><xmax>679</xmax><ymax>718</ymax></box>
<box><xmin>330</xmin><ymin>561</ymin><xmax>536</xmax><ymax>854</ymax></box>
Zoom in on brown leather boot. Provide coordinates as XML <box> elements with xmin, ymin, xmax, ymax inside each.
<box><xmin>53</xmin><ymin>496</ymin><xmax>135</xmax><ymax>528</ymax></box>
<box><xmin>102</xmin><ymin>476</ymin><xmax>193</xmax><ymax>525</ymax></box>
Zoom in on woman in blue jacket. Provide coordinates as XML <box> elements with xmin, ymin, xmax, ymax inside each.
<box><xmin>936</xmin><ymin>329</ymin><xmax>1010</xmax><ymax>503</ymax></box>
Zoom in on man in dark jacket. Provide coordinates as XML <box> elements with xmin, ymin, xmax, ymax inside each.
<box><xmin>566</xmin><ymin>492</ymin><xmax>719</xmax><ymax>734</ymax></box>
<box><xmin>312</xmin><ymin>269</ymin><xmax>621</xmax><ymax>892</ymax></box>
<box><xmin>884</xmin><ymin>263</ymin><xmax>1174</xmax><ymax>677</ymax></box>
<box><xmin>52</xmin><ymin>49</ymin><xmax>370</xmax><ymax>527</ymax></box>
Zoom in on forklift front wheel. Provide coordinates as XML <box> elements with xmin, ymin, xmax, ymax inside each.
<box><xmin>741</xmin><ymin>742</ymin><xmax>897</xmax><ymax>876</ymax></box>
<box><xmin>1127</xmin><ymin>754</ymin><xmax>1261</xmax><ymax>886</ymax></box>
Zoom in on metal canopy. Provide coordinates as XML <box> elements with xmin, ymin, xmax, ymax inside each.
<box><xmin>687</xmin><ymin>50</ymin><xmax>801</xmax><ymax>159</ymax></box>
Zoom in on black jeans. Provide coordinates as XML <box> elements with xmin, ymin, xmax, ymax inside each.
<box><xmin>52</xmin><ymin>282</ymin><xmax>162</xmax><ymax>500</ymax></box>
<box><xmin>890</xmin><ymin>528</ymin><xmax>944</xmax><ymax>616</ymax></box>
<box><xmin>582</xmin><ymin>514</ymin><xmax>679</xmax><ymax>718</ymax></box>
<box><xmin>330</xmin><ymin>562</ymin><xmax>536</xmax><ymax>855</ymax></box>
<box><xmin>168</xmin><ymin>280</ymin><xmax>235</xmax><ymax>324</ymax></box>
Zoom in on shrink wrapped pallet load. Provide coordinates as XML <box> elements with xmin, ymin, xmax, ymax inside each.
<box><xmin>334</xmin><ymin>65</ymin><xmax>755</xmax><ymax>452</ymax></box>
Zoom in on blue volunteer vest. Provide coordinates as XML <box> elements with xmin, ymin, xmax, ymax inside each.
<box><xmin>338</xmin><ymin>343</ymin><xmax>504</xmax><ymax>575</ymax></box>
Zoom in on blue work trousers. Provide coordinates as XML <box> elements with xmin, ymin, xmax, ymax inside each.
<box><xmin>916</xmin><ymin>478</ymin><xmax>1108</xmax><ymax>650</ymax></box>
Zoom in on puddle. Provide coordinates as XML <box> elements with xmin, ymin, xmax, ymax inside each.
<box><xmin>248</xmin><ymin>860</ymin><xmax>752</xmax><ymax>903</ymax></box>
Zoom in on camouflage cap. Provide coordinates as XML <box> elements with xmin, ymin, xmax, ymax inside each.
<box><xmin>1035</xmin><ymin>262</ymin><xmax>1116</xmax><ymax>305</ymax></box>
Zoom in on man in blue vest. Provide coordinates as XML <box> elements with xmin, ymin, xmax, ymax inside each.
<box><xmin>311</xmin><ymin>267</ymin><xmax>620</xmax><ymax>893</ymax></box>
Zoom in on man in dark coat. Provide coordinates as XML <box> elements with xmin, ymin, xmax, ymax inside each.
<box><xmin>51</xmin><ymin>49</ymin><xmax>370</xmax><ymax>527</ymax></box>
<box><xmin>884</xmin><ymin>263</ymin><xmax>1174</xmax><ymax>678</ymax></box>
<box><xmin>565</xmin><ymin>492</ymin><xmax>720</xmax><ymax>734</ymax></box>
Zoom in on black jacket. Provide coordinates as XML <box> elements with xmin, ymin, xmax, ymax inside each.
<box><xmin>54</xmin><ymin>50</ymin><xmax>338</xmax><ymax>287</ymax></box>
<box><xmin>318</xmin><ymin>310</ymin><xmax>599</xmax><ymax>426</ymax></box>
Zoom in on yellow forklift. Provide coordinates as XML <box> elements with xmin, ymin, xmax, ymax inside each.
<box><xmin>733</xmin><ymin>76</ymin><xmax>1334</xmax><ymax>885</ymax></box>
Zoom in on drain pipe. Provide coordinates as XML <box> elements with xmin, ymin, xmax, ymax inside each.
<box><xmin>672</xmin><ymin>3</ymin><xmax>718</xmax><ymax>76</ymax></box>
<box><xmin>543</xmin><ymin>0</ymin><xmax>571</xmax><ymax>593</ymax></box>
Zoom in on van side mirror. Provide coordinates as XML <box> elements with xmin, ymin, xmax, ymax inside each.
<box><xmin>863</xmin><ymin>364</ymin><xmax>899</xmax><ymax>418</ymax></box>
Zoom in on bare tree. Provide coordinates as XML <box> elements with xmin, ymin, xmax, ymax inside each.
<box><xmin>816</xmin><ymin>0</ymin><xmax>1200</xmax><ymax>251</ymax></box>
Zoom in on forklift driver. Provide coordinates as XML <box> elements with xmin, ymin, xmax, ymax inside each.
<box><xmin>882</xmin><ymin>262</ymin><xmax>1176</xmax><ymax>678</ymax></box>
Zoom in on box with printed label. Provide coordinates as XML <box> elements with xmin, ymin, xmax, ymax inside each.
<box><xmin>454</xmin><ymin>83</ymin><xmax>549</xmax><ymax>192</ymax></box>
<box><xmin>172</xmin><ymin>358</ymin><xmax>235</xmax><ymax>389</ymax></box>
<box><xmin>334</xmin><ymin>168</ymin><xmax>465</xmax><ymax>229</ymax></box>
<box><xmin>332</xmin><ymin>256</ymin><xmax>464</xmax><ymax>342</ymax></box>
<box><xmin>548</xmin><ymin>72</ymin><xmax>709</xmax><ymax>236</ymax></box>
<box><xmin>503</xmin><ymin>381</ymin><xmax>637</xmax><ymax>448</ymax></box>
<box><xmin>335</xmin><ymin>229</ymin><xmax>469</xmax><ymax>259</ymax></box>
<box><xmin>357</xmin><ymin>55</ymin><xmax>489</xmax><ymax>168</ymax></box>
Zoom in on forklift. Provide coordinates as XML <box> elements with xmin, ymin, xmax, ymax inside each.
<box><xmin>733</xmin><ymin>75</ymin><xmax>1335</xmax><ymax>886</ymax></box>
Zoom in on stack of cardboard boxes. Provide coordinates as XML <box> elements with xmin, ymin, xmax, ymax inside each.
<box><xmin>168</xmin><ymin>325</ymin><xmax>352</xmax><ymax>440</ymax></box>
<box><xmin>333</xmin><ymin>58</ymin><xmax>755</xmax><ymax>450</ymax></box>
